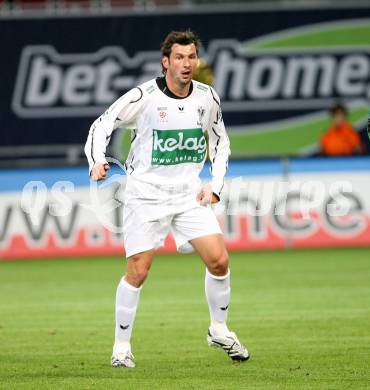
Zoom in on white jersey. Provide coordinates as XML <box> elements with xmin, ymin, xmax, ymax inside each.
<box><xmin>85</xmin><ymin>77</ymin><xmax>230</xmax><ymax>199</ymax></box>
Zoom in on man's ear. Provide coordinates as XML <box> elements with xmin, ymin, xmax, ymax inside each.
<box><xmin>162</xmin><ymin>56</ymin><xmax>169</xmax><ymax>71</ymax></box>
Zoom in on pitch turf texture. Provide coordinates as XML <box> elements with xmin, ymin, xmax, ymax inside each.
<box><xmin>1</xmin><ymin>249</ymin><xmax>369</xmax><ymax>389</ymax></box>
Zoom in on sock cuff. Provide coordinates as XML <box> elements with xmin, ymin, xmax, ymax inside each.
<box><xmin>206</xmin><ymin>268</ymin><xmax>230</xmax><ymax>281</ymax></box>
<box><xmin>121</xmin><ymin>278</ymin><xmax>142</xmax><ymax>292</ymax></box>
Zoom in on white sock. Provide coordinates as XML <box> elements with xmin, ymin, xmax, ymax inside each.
<box><xmin>114</xmin><ymin>278</ymin><xmax>141</xmax><ymax>351</ymax></box>
<box><xmin>205</xmin><ymin>268</ymin><xmax>231</xmax><ymax>336</ymax></box>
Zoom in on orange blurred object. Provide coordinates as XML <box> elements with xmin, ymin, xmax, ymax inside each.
<box><xmin>321</xmin><ymin>121</ymin><xmax>362</xmax><ymax>156</ymax></box>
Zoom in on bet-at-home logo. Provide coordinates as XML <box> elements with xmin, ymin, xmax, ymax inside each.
<box><xmin>151</xmin><ymin>128</ymin><xmax>206</xmax><ymax>165</ymax></box>
<box><xmin>12</xmin><ymin>19</ymin><xmax>370</xmax><ymax>118</ymax></box>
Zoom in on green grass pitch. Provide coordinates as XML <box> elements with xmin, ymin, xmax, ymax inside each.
<box><xmin>0</xmin><ymin>248</ymin><xmax>369</xmax><ymax>389</ymax></box>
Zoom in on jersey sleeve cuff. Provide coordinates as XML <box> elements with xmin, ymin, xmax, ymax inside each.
<box><xmin>88</xmin><ymin>158</ymin><xmax>108</xmax><ymax>176</ymax></box>
<box><xmin>211</xmin><ymin>179</ymin><xmax>224</xmax><ymax>199</ymax></box>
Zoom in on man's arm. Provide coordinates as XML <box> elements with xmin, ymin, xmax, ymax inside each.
<box><xmin>84</xmin><ymin>87</ymin><xmax>144</xmax><ymax>180</ymax></box>
<box><xmin>205</xmin><ymin>87</ymin><xmax>230</xmax><ymax>202</ymax></box>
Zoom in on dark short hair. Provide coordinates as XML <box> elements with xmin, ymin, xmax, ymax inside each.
<box><xmin>330</xmin><ymin>103</ymin><xmax>347</xmax><ymax>116</ymax></box>
<box><xmin>161</xmin><ymin>30</ymin><xmax>200</xmax><ymax>73</ymax></box>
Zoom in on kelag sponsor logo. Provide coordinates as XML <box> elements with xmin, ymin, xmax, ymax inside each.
<box><xmin>151</xmin><ymin>128</ymin><xmax>206</xmax><ymax>165</ymax></box>
<box><xmin>12</xmin><ymin>19</ymin><xmax>370</xmax><ymax>119</ymax></box>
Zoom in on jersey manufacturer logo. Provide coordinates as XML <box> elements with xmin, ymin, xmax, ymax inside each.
<box><xmin>152</xmin><ymin>128</ymin><xmax>206</xmax><ymax>165</ymax></box>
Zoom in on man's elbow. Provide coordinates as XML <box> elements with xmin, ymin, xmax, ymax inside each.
<box><xmin>84</xmin><ymin>141</ymin><xmax>90</xmax><ymax>159</ymax></box>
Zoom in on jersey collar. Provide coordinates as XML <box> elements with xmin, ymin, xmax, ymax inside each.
<box><xmin>156</xmin><ymin>77</ymin><xmax>193</xmax><ymax>99</ymax></box>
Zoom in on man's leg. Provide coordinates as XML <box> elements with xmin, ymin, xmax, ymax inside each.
<box><xmin>112</xmin><ymin>249</ymin><xmax>155</xmax><ymax>368</ymax></box>
<box><xmin>190</xmin><ymin>234</ymin><xmax>230</xmax><ymax>335</ymax></box>
<box><xmin>190</xmin><ymin>234</ymin><xmax>249</xmax><ymax>361</ymax></box>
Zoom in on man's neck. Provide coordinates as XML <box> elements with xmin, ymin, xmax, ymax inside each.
<box><xmin>165</xmin><ymin>75</ymin><xmax>191</xmax><ymax>98</ymax></box>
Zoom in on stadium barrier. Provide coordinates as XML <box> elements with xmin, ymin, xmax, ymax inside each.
<box><xmin>1</xmin><ymin>157</ymin><xmax>369</xmax><ymax>260</ymax></box>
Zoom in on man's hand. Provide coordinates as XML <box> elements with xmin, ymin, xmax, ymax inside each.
<box><xmin>196</xmin><ymin>184</ymin><xmax>219</xmax><ymax>205</ymax></box>
<box><xmin>91</xmin><ymin>163</ymin><xmax>110</xmax><ymax>181</ymax></box>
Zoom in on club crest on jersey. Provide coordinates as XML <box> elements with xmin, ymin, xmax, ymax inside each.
<box><xmin>197</xmin><ymin>106</ymin><xmax>205</xmax><ymax>126</ymax></box>
<box><xmin>158</xmin><ymin>110</ymin><xmax>168</xmax><ymax>123</ymax></box>
<box><xmin>152</xmin><ymin>128</ymin><xmax>206</xmax><ymax>165</ymax></box>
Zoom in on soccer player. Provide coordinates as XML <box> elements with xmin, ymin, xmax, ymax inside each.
<box><xmin>85</xmin><ymin>30</ymin><xmax>249</xmax><ymax>368</ymax></box>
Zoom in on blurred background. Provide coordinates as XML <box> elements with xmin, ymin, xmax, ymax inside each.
<box><xmin>0</xmin><ymin>0</ymin><xmax>370</xmax><ymax>258</ymax></box>
<box><xmin>1</xmin><ymin>3</ymin><xmax>370</xmax><ymax>388</ymax></box>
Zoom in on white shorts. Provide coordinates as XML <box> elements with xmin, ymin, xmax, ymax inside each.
<box><xmin>122</xmin><ymin>203</ymin><xmax>222</xmax><ymax>258</ymax></box>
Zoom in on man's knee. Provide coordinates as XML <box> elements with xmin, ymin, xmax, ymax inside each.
<box><xmin>125</xmin><ymin>252</ymin><xmax>153</xmax><ymax>287</ymax></box>
<box><xmin>209</xmin><ymin>250</ymin><xmax>229</xmax><ymax>276</ymax></box>
<box><xmin>128</xmin><ymin>268</ymin><xmax>148</xmax><ymax>287</ymax></box>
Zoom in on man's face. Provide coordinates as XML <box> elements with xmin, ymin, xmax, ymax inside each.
<box><xmin>162</xmin><ymin>43</ymin><xmax>198</xmax><ymax>86</ymax></box>
<box><xmin>333</xmin><ymin>110</ymin><xmax>345</xmax><ymax>126</ymax></box>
